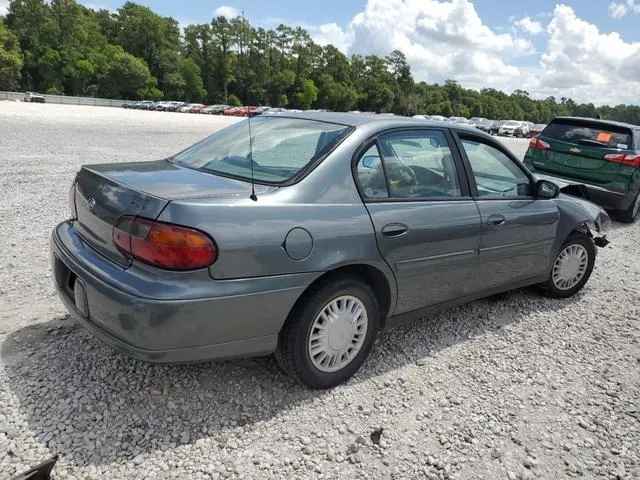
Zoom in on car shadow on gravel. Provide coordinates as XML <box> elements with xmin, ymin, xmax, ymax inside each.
<box><xmin>1</xmin><ymin>287</ymin><xmax>582</xmax><ymax>466</ymax></box>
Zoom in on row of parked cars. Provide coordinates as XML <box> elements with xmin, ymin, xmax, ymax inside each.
<box><xmin>413</xmin><ymin>115</ymin><xmax>546</xmax><ymax>138</ymax></box>
<box><xmin>121</xmin><ymin>101</ymin><xmax>311</xmax><ymax>117</ymax></box>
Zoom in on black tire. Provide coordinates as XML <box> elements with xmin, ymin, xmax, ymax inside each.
<box><xmin>616</xmin><ymin>191</ymin><xmax>640</xmax><ymax>223</ymax></box>
<box><xmin>541</xmin><ymin>233</ymin><xmax>596</xmax><ymax>298</ymax></box>
<box><xmin>275</xmin><ymin>276</ymin><xmax>379</xmax><ymax>389</ymax></box>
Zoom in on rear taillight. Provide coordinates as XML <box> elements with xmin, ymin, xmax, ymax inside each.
<box><xmin>113</xmin><ymin>215</ymin><xmax>217</xmax><ymax>270</ymax></box>
<box><xmin>68</xmin><ymin>182</ymin><xmax>77</xmax><ymax>219</ymax></box>
<box><xmin>529</xmin><ymin>136</ymin><xmax>550</xmax><ymax>150</ymax></box>
<box><xmin>603</xmin><ymin>153</ymin><xmax>640</xmax><ymax>167</ymax></box>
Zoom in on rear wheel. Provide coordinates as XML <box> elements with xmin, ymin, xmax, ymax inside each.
<box><xmin>275</xmin><ymin>277</ymin><xmax>379</xmax><ymax>389</ymax></box>
<box><xmin>541</xmin><ymin>233</ymin><xmax>596</xmax><ymax>298</ymax></box>
<box><xmin>617</xmin><ymin>191</ymin><xmax>640</xmax><ymax>223</ymax></box>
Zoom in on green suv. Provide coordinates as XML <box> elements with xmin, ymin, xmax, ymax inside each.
<box><xmin>524</xmin><ymin>117</ymin><xmax>640</xmax><ymax>222</ymax></box>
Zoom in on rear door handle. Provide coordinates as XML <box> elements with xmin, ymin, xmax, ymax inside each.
<box><xmin>487</xmin><ymin>214</ymin><xmax>506</xmax><ymax>227</ymax></box>
<box><xmin>381</xmin><ymin>223</ymin><xmax>409</xmax><ymax>238</ymax></box>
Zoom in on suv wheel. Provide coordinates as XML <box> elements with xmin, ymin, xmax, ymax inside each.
<box><xmin>275</xmin><ymin>276</ymin><xmax>379</xmax><ymax>389</ymax></box>
<box><xmin>617</xmin><ymin>191</ymin><xmax>640</xmax><ymax>223</ymax></box>
<box><xmin>541</xmin><ymin>233</ymin><xmax>596</xmax><ymax>298</ymax></box>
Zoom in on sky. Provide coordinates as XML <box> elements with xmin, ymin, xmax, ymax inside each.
<box><xmin>3</xmin><ymin>0</ymin><xmax>640</xmax><ymax>105</ymax></box>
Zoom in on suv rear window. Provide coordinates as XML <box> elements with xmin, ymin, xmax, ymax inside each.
<box><xmin>541</xmin><ymin>119</ymin><xmax>634</xmax><ymax>149</ymax></box>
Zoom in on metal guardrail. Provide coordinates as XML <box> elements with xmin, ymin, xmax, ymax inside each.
<box><xmin>0</xmin><ymin>91</ymin><xmax>126</xmax><ymax>108</ymax></box>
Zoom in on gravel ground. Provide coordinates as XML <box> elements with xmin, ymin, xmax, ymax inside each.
<box><xmin>0</xmin><ymin>103</ymin><xmax>638</xmax><ymax>479</ymax></box>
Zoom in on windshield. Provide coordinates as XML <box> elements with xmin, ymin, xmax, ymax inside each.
<box><xmin>503</xmin><ymin>121</ymin><xmax>520</xmax><ymax>127</ymax></box>
<box><xmin>170</xmin><ymin>117</ymin><xmax>352</xmax><ymax>184</ymax></box>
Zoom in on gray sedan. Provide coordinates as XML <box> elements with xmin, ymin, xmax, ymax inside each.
<box><xmin>51</xmin><ymin>113</ymin><xmax>610</xmax><ymax>388</ymax></box>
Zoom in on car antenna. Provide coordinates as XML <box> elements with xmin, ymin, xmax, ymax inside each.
<box><xmin>243</xmin><ymin>10</ymin><xmax>258</xmax><ymax>202</ymax></box>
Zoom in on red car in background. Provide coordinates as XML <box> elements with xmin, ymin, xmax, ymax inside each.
<box><xmin>187</xmin><ymin>104</ymin><xmax>207</xmax><ymax>114</ymax></box>
<box><xmin>224</xmin><ymin>106</ymin><xmax>260</xmax><ymax>117</ymax></box>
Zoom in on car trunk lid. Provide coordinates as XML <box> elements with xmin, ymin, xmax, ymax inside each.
<box><xmin>74</xmin><ymin>159</ymin><xmax>268</xmax><ymax>266</ymax></box>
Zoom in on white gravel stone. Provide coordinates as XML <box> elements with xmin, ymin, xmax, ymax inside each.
<box><xmin>0</xmin><ymin>103</ymin><xmax>638</xmax><ymax>479</ymax></box>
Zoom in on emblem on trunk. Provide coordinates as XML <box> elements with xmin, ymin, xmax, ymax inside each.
<box><xmin>569</xmin><ymin>148</ymin><xmax>581</xmax><ymax>155</ymax></box>
<box><xmin>86</xmin><ymin>198</ymin><xmax>97</xmax><ymax>212</ymax></box>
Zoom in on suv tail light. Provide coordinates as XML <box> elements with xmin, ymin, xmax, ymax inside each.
<box><xmin>529</xmin><ymin>136</ymin><xmax>550</xmax><ymax>150</ymax></box>
<box><xmin>603</xmin><ymin>153</ymin><xmax>640</xmax><ymax>167</ymax></box>
<box><xmin>113</xmin><ymin>215</ymin><xmax>217</xmax><ymax>270</ymax></box>
<box><xmin>68</xmin><ymin>182</ymin><xmax>77</xmax><ymax>219</ymax></box>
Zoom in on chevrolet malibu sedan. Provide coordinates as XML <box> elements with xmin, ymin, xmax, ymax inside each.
<box><xmin>51</xmin><ymin>113</ymin><xmax>610</xmax><ymax>389</ymax></box>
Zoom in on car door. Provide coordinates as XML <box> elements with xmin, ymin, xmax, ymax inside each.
<box><xmin>355</xmin><ymin>128</ymin><xmax>482</xmax><ymax>315</ymax></box>
<box><xmin>454</xmin><ymin>133</ymin><xmax>560</xmax><ymax>289</ymax></box>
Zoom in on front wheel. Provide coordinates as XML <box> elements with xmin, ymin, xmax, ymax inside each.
<box><xmin>275</xmin><ymin>277</ymin><xmax>379</xmax><ymax>389</ymax></box>
<box><xmin>541</xmin><ymin>233</ymin><xmax>596</xmax><ymax>298</ymax></box>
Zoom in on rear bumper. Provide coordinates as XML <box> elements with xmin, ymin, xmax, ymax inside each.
<box><xmin>50</xmin><ymin>221</ymin><xmax>317</xmax><ymax>363</ymax></box>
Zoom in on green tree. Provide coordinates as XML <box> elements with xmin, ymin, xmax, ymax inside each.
<box><xmin>295</xmin><ymin>77</ymin><xmax>318</xmax><ymax>109</ymax></box>
<box><xmin>180</xmin><ymin>57</ymin><xmax>206</xmax><ymax>102</ymax></box>
<box><xmin>0</xmin><ymin>20</ymin><xmax>24</xmax><ymax>90</ymax></box>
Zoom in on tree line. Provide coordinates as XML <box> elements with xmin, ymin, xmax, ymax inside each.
<box><xmin>1</xmin><ymin>0</ymin><xmax>639</xmax><ymax>125</ymax></box>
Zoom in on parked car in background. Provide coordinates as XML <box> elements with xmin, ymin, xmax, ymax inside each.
<box><xmin>428</xmin><ymin>115</ymin><xmax>447</xmax><ymax>122</ymax></box>
<box><xmin>121</xmin><ymin>102</ymin><xmax>132</xmax><ymax>109</ymax></box>
<box><xmin>448</xmin><ymin>116</ymin><xmax>467</xmax><ymax>124</ymax></box>
<box><xmin>499</xmin><ymin>120</ymin><xmax>527</xmax><ymax>137</ymax></box>
<box><xmin>262</xmin><ymin>107</ymin><xmax>288</xmax><ymax>115</ymax></box>
<box><xmin>412</xmin><ymin>114</ymin><xmax>428</xmax><ymax>120</ymax></box>
<box><xmin>24</xmin><ymin>92</ymin><xmax>45</xmax><ymax>103</ymax></box>
<box><xmin>475</xmin><ymin>119</ymin><xmax>500</xmax><ymax>135</ymax></box>
<box><xmin>224</xmin><ymin>106</ymin><xmax>261</xmax><ymax>117</ymax></box>
<box><xmin>166</xmin><ymin>102</ymin><xmax>186</xmax><ymax>112</ymax></box>
<box><xmin>52</xmin><ymin>113</ymin><xmax>610</xmax><ymax>389</ymax></box>
<box><xmin>138</xmin><ymin>101</ymin><xmax>156</xmax><ymax>111</ymax></box>
<box><xmin>525</xmin><ymin>124</ymin><xmax>547</xmax><ymax>138</ymax></box>
<box><xmin>524</xmin><ymin>116</ymin><xmax>640</xmax><ymax>222</ymax></box>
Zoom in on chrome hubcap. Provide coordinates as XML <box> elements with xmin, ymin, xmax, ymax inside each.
<box><xmin>552</xmin><ymin>244</ymin><xmax>588</xmax><ymax>290</ymax></box>
<box><xmin>308</xmin><ymin>295</ymin><xmax>368</xmax><ymax>373</ymax></box>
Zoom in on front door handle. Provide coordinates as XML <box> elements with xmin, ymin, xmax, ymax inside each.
<box><xmin>381</xmin><ymin>223</ymin><xmax>409</xmax><ymax>238</ymax></box>
<box><xmin>487</xmin><ymin>214</ymin><xmax>506</xmax><ymax>227</ymax></box>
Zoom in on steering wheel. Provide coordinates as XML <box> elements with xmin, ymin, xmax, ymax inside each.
<box><xmin>386</xmin><ymin>162</ymin><xmax>418</xmax><ymax>188</ymax></box>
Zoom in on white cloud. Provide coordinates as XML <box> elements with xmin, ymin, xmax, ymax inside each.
<box><xmin>609</xmin><ymin>2</ymin><xmax>628</xmax><ymax>18</ymax></box>
<box><xmin>214</xmin><ymin>5</ymin><xmax>239</xmax><ymax>19</ymax></box>
<box><xmin>523</xmin><ymin>4</ymin><xmax>640</xmax><ymax>104</ymax></box>
<box><xmin>514</xmin><ymin>16</ymin><xmax>543</xmax><ymax>35</ymax></box>
<box><xmin>609</xmin><ymin>0</ymin><xmax>640</xmax><ymax>19</ymax></box>
<box><xmin>308</xmin><ymin>0</ymin><xmax>532</xmax><ymax>90</ymax></box>
<box><xmin>0</xmin><ymin>0</ymin><xmax>10</xmax><ymax>15</ymax></box>
<box><xmin>307</xmin><ymin>1</ymin><xmax>640</xmax><ymax>105</ymax></box>
<box><xmin>308</xmin><ymin>23</ymin><xmax>354</xmax><ymax>53</ymax></box>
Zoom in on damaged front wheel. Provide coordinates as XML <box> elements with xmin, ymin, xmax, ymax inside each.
<box><xmin>541</xmin><ymin>233</ymin><xmax>596</xmax><ymax>298</ymax></box>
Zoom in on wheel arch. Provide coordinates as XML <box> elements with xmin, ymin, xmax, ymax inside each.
<box><xmin>283</xmin><ymin>263</ymin><xmax>396</xmax><ymax>333</ymax></box>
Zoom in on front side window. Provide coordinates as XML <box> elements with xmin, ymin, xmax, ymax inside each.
<box><xmin>171</xmin><ymin>117</ymin><xmax>352</xmax><ymax>183</ymax></box>
<box><xmin>356</xmin><ymin>144</ymin><xmax>389</xmax><ymax>198</ymax></box>
<box><xmin>377</xmin><ymin>130</ymin><xmax>462</xmax><ymax>199</ymax></box>
<box><xmin>461</xmin><ymin>138</ymin><xmax>531</xmax><ymax>198</ymax></box>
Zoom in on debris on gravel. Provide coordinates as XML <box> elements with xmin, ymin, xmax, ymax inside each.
<box><xmin>0</xmin><ymin>103</ymin><xmax>638</xmax><ymax>479</ymax></box>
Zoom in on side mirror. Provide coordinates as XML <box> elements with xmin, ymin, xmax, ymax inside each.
<box><xmin>362</xmin><ymin>155</ymin><xmax>380</xmax><ymax>169</ymax></box>
<box><xmin>536</xmin><ymin>179</ymin><xmax>559</xmax><ymax>199</ymax></box>
<box><xmin>429</xmin><ymin>137</ymin><xmax>439</xmax><ymax>148</ymax></box>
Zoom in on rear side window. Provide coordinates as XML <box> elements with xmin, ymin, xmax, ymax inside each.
<box><xmin>541</xmin><ymin>120</ymin><xmax>633</xmax><ymax>149</ymax></box>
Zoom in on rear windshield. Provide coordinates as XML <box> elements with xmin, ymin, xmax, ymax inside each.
<box><xmin>171</xmin><ymin>117</ymin><xmax>352</xmax><ymax>184</ymax></box>
<box><xmin>541</xmin><ymin>120</ymin><xmax>634</xmax><ymax>149</ymax></box>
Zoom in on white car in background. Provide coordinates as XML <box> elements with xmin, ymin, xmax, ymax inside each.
<box><xmin>499</xmin><ymin>120</ymin><xmax>529</xmax><ymax>137</ymax></box>
<box><xmin>24</xmin><ymin>92</ymin><xmax>45</xmax><ymax>103</ymax></box>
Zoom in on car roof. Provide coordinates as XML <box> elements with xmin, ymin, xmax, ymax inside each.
<box><xmin>553</xmin><ymin>116</ymin><xmax>640</xmax><ymax>131</ymax></box>
<box><xmin>266</xmin><ymin>111</ymin><xmax>486</xmax><ymax>135</ymax></box>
